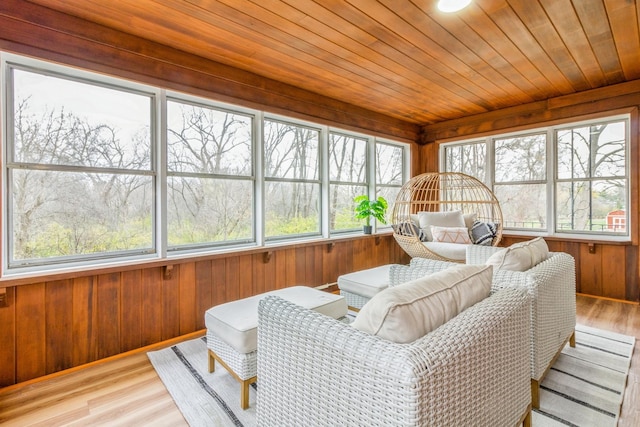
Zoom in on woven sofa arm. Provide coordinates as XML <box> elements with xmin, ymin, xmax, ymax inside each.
<box><xmin>389</xmin><ymin>262</ymin><xmax>453</xmax><ymax>287</ymax></box>
<box><xmin>257</xmin><ymin>287</ymin><xmax>531</xmax><ymax>426</ymax></box>
<box><xmin>408</xmin><ymin>257</ymin><xmax>458</xmax><ymax>269</ymax></box>
<box><xmin>466</xmin><ymin>244</ymin><xmax>503</xmax><ymax>264</ymax></box>
<box><xmin>492</xmin><ymin>252</ymin><xmax>577</xmax><ymax>380</ymax></box>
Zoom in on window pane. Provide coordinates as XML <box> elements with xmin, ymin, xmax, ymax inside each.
<box><xmin>557</xmin><ymin>122</ymin><xmax>626</xmax><ymax>180</ymax></box>
<box><xmin>167</xmin><ymin>101</ymin><xmax>252</xmax><ymax>175</ymax></box>
<box><xmin>494</xmin><ymin>183</ymin><xmax>546</xmax><ymax>230</ymax></box>
<box><xmin>444</xmin><ymin>142</ymin><xmax>485</xmax><ymax>181</ymax></box>
<box><xmin>11</xmin><ymin>170</ymin><xmax>152</xmax><ymax>264</ymax></box>
<box><xmin>13</xmin><ymin>69</ymin><xmax>152</xmax><ymax>170</ymax></box>
<box><xmin>265</xmin><ymin>182</ymin><xmax>320</xmax><ymax>238</ymax></box>
<box><xmin>376</xmin><ymin>143</ymin><xmax>403</xmax><ymax>185</ymax></box>
<box><xmin>495</xmin><ymin>134</ymin><xmax>545</xmax><ymax>182</ymax></box>
<box><xmin>556</xmin><ymin>179</ymin><xmax>626</xmax><ymax>233</ymax></box>
<box><xmin>264</xmin><ymin>120</ymin><xmax>319</xmax><ymax>180</ymax></box>
<box><xmin>330</xmin><ymin>184</ymin><xmax>367</xmax><ymax>232</ymax></box>
<box><xmin>329</xmin><ymin>134</ymin><xmax>366</xmax><ymax>183</ymax></box>
<box><xmin>167</xmin><ymin>177</ymin><xmax>253</xmax><ymax>247</ymax></box>
<box><xmin>378</xmin><ymin>186</ymin><xmax>400</xmax><ymax>225</ymax></box>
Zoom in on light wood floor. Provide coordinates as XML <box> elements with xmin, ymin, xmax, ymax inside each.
<box><xmin>1</xmin><ymin>294</ymin><xmax>638</xmax><ymax>426</ymax></box>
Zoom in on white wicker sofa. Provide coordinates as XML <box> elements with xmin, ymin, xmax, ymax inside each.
<box><xmin>409</xmin><ymin>241</ymin><xmax>576</xmax><ymax>409</ymax></box>
<box><xmin>256</xmin><ymin>286</ymin><xmax>532</xmax><ymax>427</ymax></box>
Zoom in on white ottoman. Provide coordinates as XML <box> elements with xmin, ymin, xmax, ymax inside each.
<box><xmin>205</xmin><ymin>286</ymin><xmax>347</xmax><ymax>409</ymax></box>
<box><xmin>337</xmin><ymin>264</ymin><xmax>399</xmax><ymax>309</ymax></box>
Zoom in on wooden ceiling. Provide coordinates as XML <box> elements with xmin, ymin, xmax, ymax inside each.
<box><xmin>25</xmin><ymin>0</ymin><xmax>640</xmax><ymax>126</ymax></box>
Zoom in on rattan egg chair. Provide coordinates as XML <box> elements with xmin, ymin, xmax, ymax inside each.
<box><xmin>391</xmin><ymin>172</ymin><xmax>503</xmax><ymax>262</ymax></box>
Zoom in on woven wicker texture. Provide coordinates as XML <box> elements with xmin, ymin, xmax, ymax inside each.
<box><xmin>257</xmin><ymin>288</ymin><xmax>531</xmax><ymax>426</ymax></box>
<box><xmin>389</xmin><ymin>260</ymin><xmax>457</xmax><ymax>287</ymax></box>
<box><xmin>391</xmin><ymin>172</ymin><xmax>502</xmax><ymax>261</ymax></box>
<box><xmin>206</xmin><ymin>330</ymin><xmax>258</xmax><ymax>380</ymax></box>
<box><xmin>466</xmin><ymin>246</ymin><xmax>577</xmax><ymax>381</ymax></box>
<box><xmin>339</xmin><ymin>290</ymin><xmax>372</xmax><ymax>310</ymax></box>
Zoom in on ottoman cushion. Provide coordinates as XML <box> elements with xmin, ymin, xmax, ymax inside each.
<box><xmin>337</xmin><ymin>265</ymin><xmax>398</xmax><ymax>298</ymax></box>
<box><xmin>205</xmin><ymin>286</ymin><xmax>346</xmax><ymax>354</ymax></box>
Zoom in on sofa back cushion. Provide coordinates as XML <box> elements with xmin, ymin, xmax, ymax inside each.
<box><xmin>351</xmin><ymin>264</ymin><xmax>493</xmax><ymax>343</ymax></box>
<box><xmin>485</xmin><ymin>237</ymin><xmax>549</xmax><ymax>272</ymax></box>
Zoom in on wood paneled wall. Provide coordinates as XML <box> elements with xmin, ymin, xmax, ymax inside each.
<box><xmin>0</xmin><ymin>235</ymin><xmax>409</xmax><ymax>387</ymax></box>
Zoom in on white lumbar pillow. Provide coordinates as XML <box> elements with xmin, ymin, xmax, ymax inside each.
<box><xmin>351</xmin><ymin>264</ymin><xmax>493</xmax><ymax>344</ymax></box>
<box><xmin>485</xmin><ymin>237</ymin><xmax>549</xmax><ymax>271</ymax></box>
<box><xmin>417</xmin><ymin>210</ymin><xmax>466</xmax><ymax>241</ymax></box>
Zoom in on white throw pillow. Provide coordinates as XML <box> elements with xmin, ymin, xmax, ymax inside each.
<box><xmin>417</xmin><ymin>210</ymin><xmax>466</xmax><ymax>241</ymax></box>
<box><xmin>351</xmin><ymin>264</ymin><xmax>493</xmax><ymax>343</ymax></box>
<box><xmin>430</xmin><ymin>225</ymin><xmax>471</xmax><ymax>244</ymax></box>
<box><xmin>463</xmin><ymin>212</ymin><xmax>477</xmax><ymax>230</ymax></box>
<box><xmin>485</xmin><ymin>237</ymin><xmax>549</xmax><ymax>271</ymax></box>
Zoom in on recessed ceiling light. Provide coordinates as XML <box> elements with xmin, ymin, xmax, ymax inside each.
<box><xmin>437</xmin><ymin>0</ymin><xmax>472</xmax><ymax>13</ymax></box>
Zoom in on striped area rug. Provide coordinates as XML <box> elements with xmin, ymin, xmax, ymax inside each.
<box><xmin>534</xmin><ymin>324</ymin><xmax>635</xmax><ymax>426</ymax></box>
<box><xmin>148</xmin><ymin>324</ymin><xmax>634</xmax><ymax>427</ymax></box>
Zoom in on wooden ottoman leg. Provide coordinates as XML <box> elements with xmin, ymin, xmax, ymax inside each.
<box><xmin>531</xmin><ymin>379</ymin><xmax>540</xmax><ymax>409</ymax></box>
<box><xmin>569</xmin><ymin>330</ymin><xmax>576</xmax><ymax>347</ymax></box>
<box><xmin>208</xmin><ymin>349</ymin><xmax>216</xmax><ymax>373</ymax></box>
<box><xmin>241</xmin><ymin>376</ymin><xmax>257</xmax><ymax>410</ymax></box>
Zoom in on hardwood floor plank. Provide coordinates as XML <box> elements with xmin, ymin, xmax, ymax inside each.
<box><xmin>0</xmin><ymin>295</ymin><xmax>637</xmax><ymax>426</ymax></box>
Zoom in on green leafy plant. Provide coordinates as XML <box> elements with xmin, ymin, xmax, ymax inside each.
<box><xmin>354</xmin><ymin>195</ymin><xmax>388</xmax><ymax>227</ymax></box>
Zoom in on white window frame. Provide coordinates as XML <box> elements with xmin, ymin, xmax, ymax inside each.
<box><xmin>439</xmin><ymin>113</ymin><xmax>631</xmax><ymax>242</ymax></box>
<box><xmin>1</xmin><ymin>52</ymin><xmax>411</xmax><ymax>278</ymax></box>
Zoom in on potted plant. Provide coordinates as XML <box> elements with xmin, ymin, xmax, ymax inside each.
<box><xmin>354</xmin><ymin>195</ymin><xmax>388</xmax><ymax>234</ymax></box>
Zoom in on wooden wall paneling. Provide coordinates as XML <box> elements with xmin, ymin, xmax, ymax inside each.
<box><xmin>273</xmin><ymin>251</ymin><xmax>287</xmax><ymax>291</ymax></box>
<box><xmin>251</xmin><ymin>253</ymin><xmax>266</xmax><ymax>296</ymax></box>
<box><xmin>140</xmin><ymin>268</ymin><xmax>162</xmax><ymax>347</ymax></box>
<box><xmin>295</xmin><ymin>247</ymin><xmax>307</xmax><ymax>286</ymax></box>
<box><xmin>178</xmin><ymin>262</ymin><xmax>196</xmax><ymax>336</ymax></box>
<box><xmin>0</xmin><ymin>286</ymin><xmax>16</xmax><ymax>386</ymax></box>
<box><xmin>283</xmin><ymin>248</ymin><xmax>296</xmax><ymax>288</ymax></box>
<box><xmin>350</xmin><ymin>237</ymin><xmax>369</xmax><ymax>272</ymax></box>
<box><xmin>72</xmin><ymin>276</ymin><xmax>98</xmax><ymax>367</ymax></box>
<box><xmin>211</xmin><ymin>258</ymin><xmax>227</xmax><ymax>306</ymax></box>
<box><xmin>161</xmin><ymin>266</ymin><xmax>180</xmax><ymax>341</ymax></box>
<box><xmin>625</xmin><ymin>245</ymin><xmax>639</xmax><ymax>301</ymax></box>
<box><xmin>578</xmin><ymin>244</ymin><xmax>602</xmax><ymax>296</ymax></box>
<box><xmin>261</xmin><ymin>251</ymin><xmax>276</xmax><ymax>292</ymax></box>
<box><xmin>224</xmin><ymin>257</ymin><xmax>240</xmax><ymax>301</ymax></box>
<box><xmin>195</xmin><ymin>260</ymin><xmax>213</xmax><ymax>329</ymax></box>
<box><xmin>120</xmin><ymin>270</ymin><xmax>142</xmax><ymax>353</ymax></box>
<box><xmin>601</xmin><ymin>245</ymin><xmax>627</xmax><ymax>300</ymax></box>
<box><xmin>304</xmin><ymin>245</ymin><xmax>323</xmax><ymax>286</ymax></box>
<box><xmin>15</xmin><ymin>283</ymin><xmax>46</xmax><ymax>382</ymax></box>
<box><xmin>96</xmin><ymin>273</ymin><xmax>121</xmax><ymax>360</ymax></box>
<box><xmin>238</xmin><ymin>254</ymin><xmax>253</xmax><ymax>299</ymax></box>
<box><xmin>45</xmin><ymin>279</ymin><xmax>73</xmax><ymax>374</ymax></box>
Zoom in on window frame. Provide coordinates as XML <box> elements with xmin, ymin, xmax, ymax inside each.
<box><xmin>1</xmin><ymin>52</ymin><xmax>411</xmax><ymax>277</ymax></box>
<box><xmin>440</xmin><ymin>113</ymin><xmax>631</xmax><ymax>242</ymax></box>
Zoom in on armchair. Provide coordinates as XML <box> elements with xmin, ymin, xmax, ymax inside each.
<box><xmin>257</xmin><ymin>287</ymin><xmax>532</xmax><ymax>426</ymax></box>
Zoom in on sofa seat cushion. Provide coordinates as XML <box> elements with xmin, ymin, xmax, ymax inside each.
<box><xmin>422</xmin><ymin>241</ymin><xmax>467</xmax><ymax>261</ymax></box>
<box><xmin>486</xmin><ymin>237</ymin><xmax>549</xmax><ymax>271</ymax></box>
<box><xmin>351</xmin><ymin>264</ymin><xmax>493</xmax><ymax>343</ymax></box>
<box><xmin>337</xmin><ymin>264</ymin><xmax>397</xmax><ymax>298</ymax></box>
<box><xmin>205</xmin><ymin>286</ymin><xmax>347</xmax><ymax>353</ymax></box>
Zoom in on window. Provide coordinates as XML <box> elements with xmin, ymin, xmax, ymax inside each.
<box><xmin>263</xmin><ymin>119</ymin><xmax>320</xmax><ymax>239</ymax></box>
<box><xmin>376</xmin><ymin>142</ymin><xmax>406</xmax><ymax>224</ymax></box>
<box><xmin>494</xmin><ymin>133</ymin><xmax>547</xmax><ymax>230</ymax></box>
<box><xmin>443</xmin><ymin>141</ymin><xmax>486</xmax><ymax>181</ymax></box>
<box><xmin>556</xmin><ymin>120</ymin><xmax>627</xmax><ymax>234</ymax></box>
<box><xmin>7</xmin><ymin>67</ymin><xmax>154</xmax><ymax>268</ymax></box>
<box><xmin>2</xmin><ymin>53</ymin><xmax>410</xmax><ymax>274</ymax></box>
<box><xmin>328</xmin><ymin>133</ymin><xmax>367</xmax><ymax>232</ymax></box>
<box><xmin>441</xmin><ymin>115</ymin><xmax>629</xmax><ymax>240</ymax></box>
<box><xmin>166</xmin><ymin>100</ymin><xmax>254</xmax><ymax>248</ymax></box>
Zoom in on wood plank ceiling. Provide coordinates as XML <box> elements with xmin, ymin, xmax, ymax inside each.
<box><xmin>26</xmin><ymin>0</ymin><xmax>640</xmax><ymax>126</ymax></box>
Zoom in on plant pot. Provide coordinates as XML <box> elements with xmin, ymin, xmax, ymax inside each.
<box><xmin>363</xmin><ymin>225</ymin><xmax>372</xmax><ymax>234</ymax></box>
